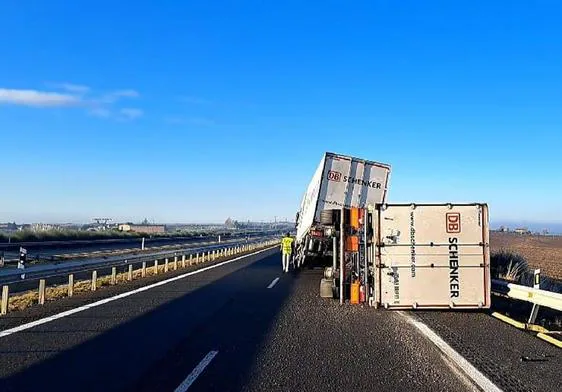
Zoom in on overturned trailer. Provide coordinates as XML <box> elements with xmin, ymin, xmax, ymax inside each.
<box><xmin>323</xmin><ymin>203</ymin><xmax>491</xmax><ymax>310</ymax></box>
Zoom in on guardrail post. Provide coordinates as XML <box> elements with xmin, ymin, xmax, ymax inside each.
<box><xmin>154</xmin><ymin>259</ymin><xmax>159</xmax><ymax>275</ymax></box>
<box><xmin>142</xmin><ymin>261</ymin><xmax>147</xmax><ymax>277</ymax></box>
<box><xmin>91</xmin><ymin>270</ymin><xmax>97</xmax><ymax>291</ymax></box>
<box><xmin>528</xmin><ymin>269</ymin><xmax>541</xmax><ymax>324</ymax></box>
<box><xmin>189</xmin><ymin>254</ymin><xmax>193</xmax><ymax>266</ymax></box>
<box><xmin>174</xmin><ymin>256</ymin><xmax>178</xmax><ymax>270</ymax></box>
<box><xmin>111</xmin><ymin>267</ymin><xmax>117</xmax><ymax>285</ymax></box>
<box><xmin>181</xmin><ymin>255</ymin><xmax>186</xmax><ymax>268</ymax></box>
<box><xmin>128</xmin><ymin>264</ymin><xmax>133</xmax><ymax>281</ymax></box>
<box><xmin>1</xmin><ymin>285</ymin><xmax>8</xmax><ymax>315</ymax></box>
<box><xmin>165</xmin><ymin>258</ymin><xmax>169</xmax><ymax>273</ymax></box>
<box><xmin>68</xmin><ymin>274</ymin><xmax>74</xmax><ymax>297</ymax></box>
<box><xmin>38</xmin><ymin>279</ymin><xmax>46</xmax><ymax>305</ymax></box>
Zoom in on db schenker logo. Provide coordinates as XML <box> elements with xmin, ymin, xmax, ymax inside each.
<box><xmin>327</xmin><ymin>170</ymin><xmax>342</xmax><ymax>182</ymax></box>
<box><xmin>446</xmin><ymin>213</ymin><xmax>461</xmax><ymax>233</ymax></box>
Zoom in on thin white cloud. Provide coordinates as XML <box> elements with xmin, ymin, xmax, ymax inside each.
<box><xmin>164</xmin><ymin>116</ymin><xmax>215</xmax><ymax>126</ymax></box>
<box><xmin>120</xmin><ymin>108</ymin><xmax>143</xmax><ymax>120</ymax></box>
<box><xmin>100</xmin><ymin>89</ymin><xmax>140</xmax><ymax>103</ymax></box>
<box><xmin>181</xmin><ymin>96</ymin><xmax>212</xmax><ymax>105</ymax></box>
<box><xmin>88</xmin><ymin>107</ymin><xmax>112</xmax><ymax>118</ymax></box>
<box><xmin>188</xmin><ymin>117</ymin><xmax>214</xmax><ymax>126</ymax></box>
<box><xmin>113</xmin><ymin>89</ymin><xmax>139</xmax><ymax>98</ymax></box>
<box><xmin>50</xmin><ymin>82</ymin><xmax>91</xmax><ymax>94</ymax></box>
<box><xmin>164</xmin><ymin>116</ymin><xmax>187</xmax><ymax>124</ymax></box>
<box><xmin>1</xmin><ymin>85</ymin><xmax>144</xmax><ymax>120</ymax></box>
<box><xmin>0</xmin><ymin>88</ymin><xmax>81</xmax><ymax>107</ymax></box>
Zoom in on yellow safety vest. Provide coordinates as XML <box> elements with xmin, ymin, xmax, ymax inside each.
<box><xmin>281</xmin><ymin>237</ymin><xmax>294</xmax><ymax>255</ymax></box>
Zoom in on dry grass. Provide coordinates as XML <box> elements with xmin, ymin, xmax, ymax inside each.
<box><xmin>491</xmin><ymin>232</ymin><xmax>562</xmax><ymax>280</ymax></box>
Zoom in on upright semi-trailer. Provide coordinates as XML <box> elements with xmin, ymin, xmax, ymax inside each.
<box><xmin>294</xmin><ymin>152</ymin><xmax>392</xmax><ymax>266</ymax></box>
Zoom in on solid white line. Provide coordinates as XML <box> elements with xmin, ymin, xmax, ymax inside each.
<box><xmin>267</xmin><ymin>277</ymin><xmax>280</xmax><ymax>289</ymax></box>
<box><xmin>0</xmin><ymin>246</ymin><xmax>276</xmax><ymax>339</ymax></box>
<box><xmin>174</xmin><ymin>350</ymin><xmax>219</xmax><ymax>392</ymax></box>
<box><xmin>399</xmin><ymin>312</ymin><xmax>503</xmax><ymax>392</ymax></box>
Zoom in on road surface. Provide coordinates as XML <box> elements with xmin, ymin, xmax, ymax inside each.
<box><xmin>0</xmin><ymin>249</ymin><xmax>559</xmax><ymax>391</ymax></box>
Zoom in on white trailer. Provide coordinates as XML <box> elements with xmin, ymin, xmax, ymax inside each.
<box><xmin>374</xmin><ymin>203</ymin><xmax>491</xmax><ymax>309</ymax></box>
<box><xmin>326</xmin><ymin>203</ymin><xmax>491</xmax><ymax>310</ymax></box>
<box><xmin>295</xmin><ymin>152</ymin><xmax>391</xmax><ymax>265</ymax></box>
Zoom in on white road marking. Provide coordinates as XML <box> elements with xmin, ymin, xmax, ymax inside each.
<box><xmin>399</xmin><ymin>312</ymin><xmax>503</xmax><ymax>392</ymax></box>
<box><xmin>174</xmin><ymin>350</ymin><xmax>219</xmax><ymax>392</ymax></box>
<box><xmin>0</xmin><ymin>246</ymin><xmax>276</xmax><ymax>339</ymax></box>
<box><xmin>267</xmin><ymin>277</ymin><xmax>280</xmax><ymax>289</ymax></box>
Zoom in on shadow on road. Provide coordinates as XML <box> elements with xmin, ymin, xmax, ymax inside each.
<box><xmin>0</xmin><ymin>250</ymin><xmax>297</xmax><ymax>392</ymax></box>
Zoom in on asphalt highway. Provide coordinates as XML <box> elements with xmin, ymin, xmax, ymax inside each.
<box><xmin>0</xmin><ymin>249</ymin><xmax>559</xmax><ymax>391</ymax></box>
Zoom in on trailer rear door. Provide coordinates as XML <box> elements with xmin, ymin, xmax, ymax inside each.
<box><xmin>315</xmin><ymin>153</ymin><xmax>390</xmax><ymax>221</ymax></box>
<box><xmin>376</xmin><ymin>204</ymin><xmax>490</xmax><ymax>309</ymax></box>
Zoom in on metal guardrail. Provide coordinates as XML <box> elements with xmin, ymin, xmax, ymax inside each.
<box><xmin>0</xmin><ymin>238</ymin><xmax>279</xmax><ymax>315</ymax></box>
<box><xmin>491</xmin><ymin>279</ymin><xmax>562</xmax><ymax>312</ymax></box>
<box><xmin>0</xmin><ymin>237</ymin><xmax>250</xmax><ymax>265</ymax></box>
<box><xmin>0</xmin><ymin>237</ymin><xmax>276</xmax><ymax>285</ymax></box>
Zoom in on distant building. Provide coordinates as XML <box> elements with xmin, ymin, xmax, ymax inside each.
<box><xmin>514</xmin><ymin>227</ymin><xmax>530</xmax><ymax>235</ymax></box>
<box><xmin>0</xmin><ymin>222</ymin><xmax>18</xmax><ymax>232</ymax></box>
<box><xmin>31</xmin><ymin>223</ymin><xmax>59</xmax><ymax>232</ymax></box>
<box><xmin>118</xmin><ymin>224</ymin><xmax>166</xmax><ymax>234</ymax></box>
<box><xmin>224</xmin><ymin>218</ymin><xmax>237</xmax><ymax>229</ymax></box>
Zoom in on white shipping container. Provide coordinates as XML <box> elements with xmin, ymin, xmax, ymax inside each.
<box><xmin>296</xmin><ymin>152</ymin><xmax>391</xmax><ymax>244</ymax></box>
<box><xmin>375</xmin><ymin>203</ymin><xmax>490</xmax><ymax>309</ymax></box>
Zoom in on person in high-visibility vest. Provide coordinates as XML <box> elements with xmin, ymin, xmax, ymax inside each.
<box><xmin>280</xmin><ymin>233</ymin><xmax>294</xmax><ymax>273</ymax></box>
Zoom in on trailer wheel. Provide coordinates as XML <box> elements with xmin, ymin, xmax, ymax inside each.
<box><xmin>332</xmin><ymin>284</ymin><xmax>339</xmax><ymax>299</ymax></box>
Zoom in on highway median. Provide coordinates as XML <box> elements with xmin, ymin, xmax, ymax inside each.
<box><xmin>1</xmin><ymin>239</ymin><xmax>279</xmax><ymax>316</ymax></box>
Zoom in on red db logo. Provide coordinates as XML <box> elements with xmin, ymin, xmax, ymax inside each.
<box><xmin>327</xmin><ymin>171</ymin><xmax>342</xmax><ymax>182</ymax></box>
<box><xmin>446</xmin><ymin>213</ymin><xmax>461</xmax><ymax>233</ymax></box>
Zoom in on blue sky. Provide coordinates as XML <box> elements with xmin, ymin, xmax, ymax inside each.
<box><xmin>1</xmin><ymin>1</ymin><xmax>561</xmax><ymax>227</ymax></box>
